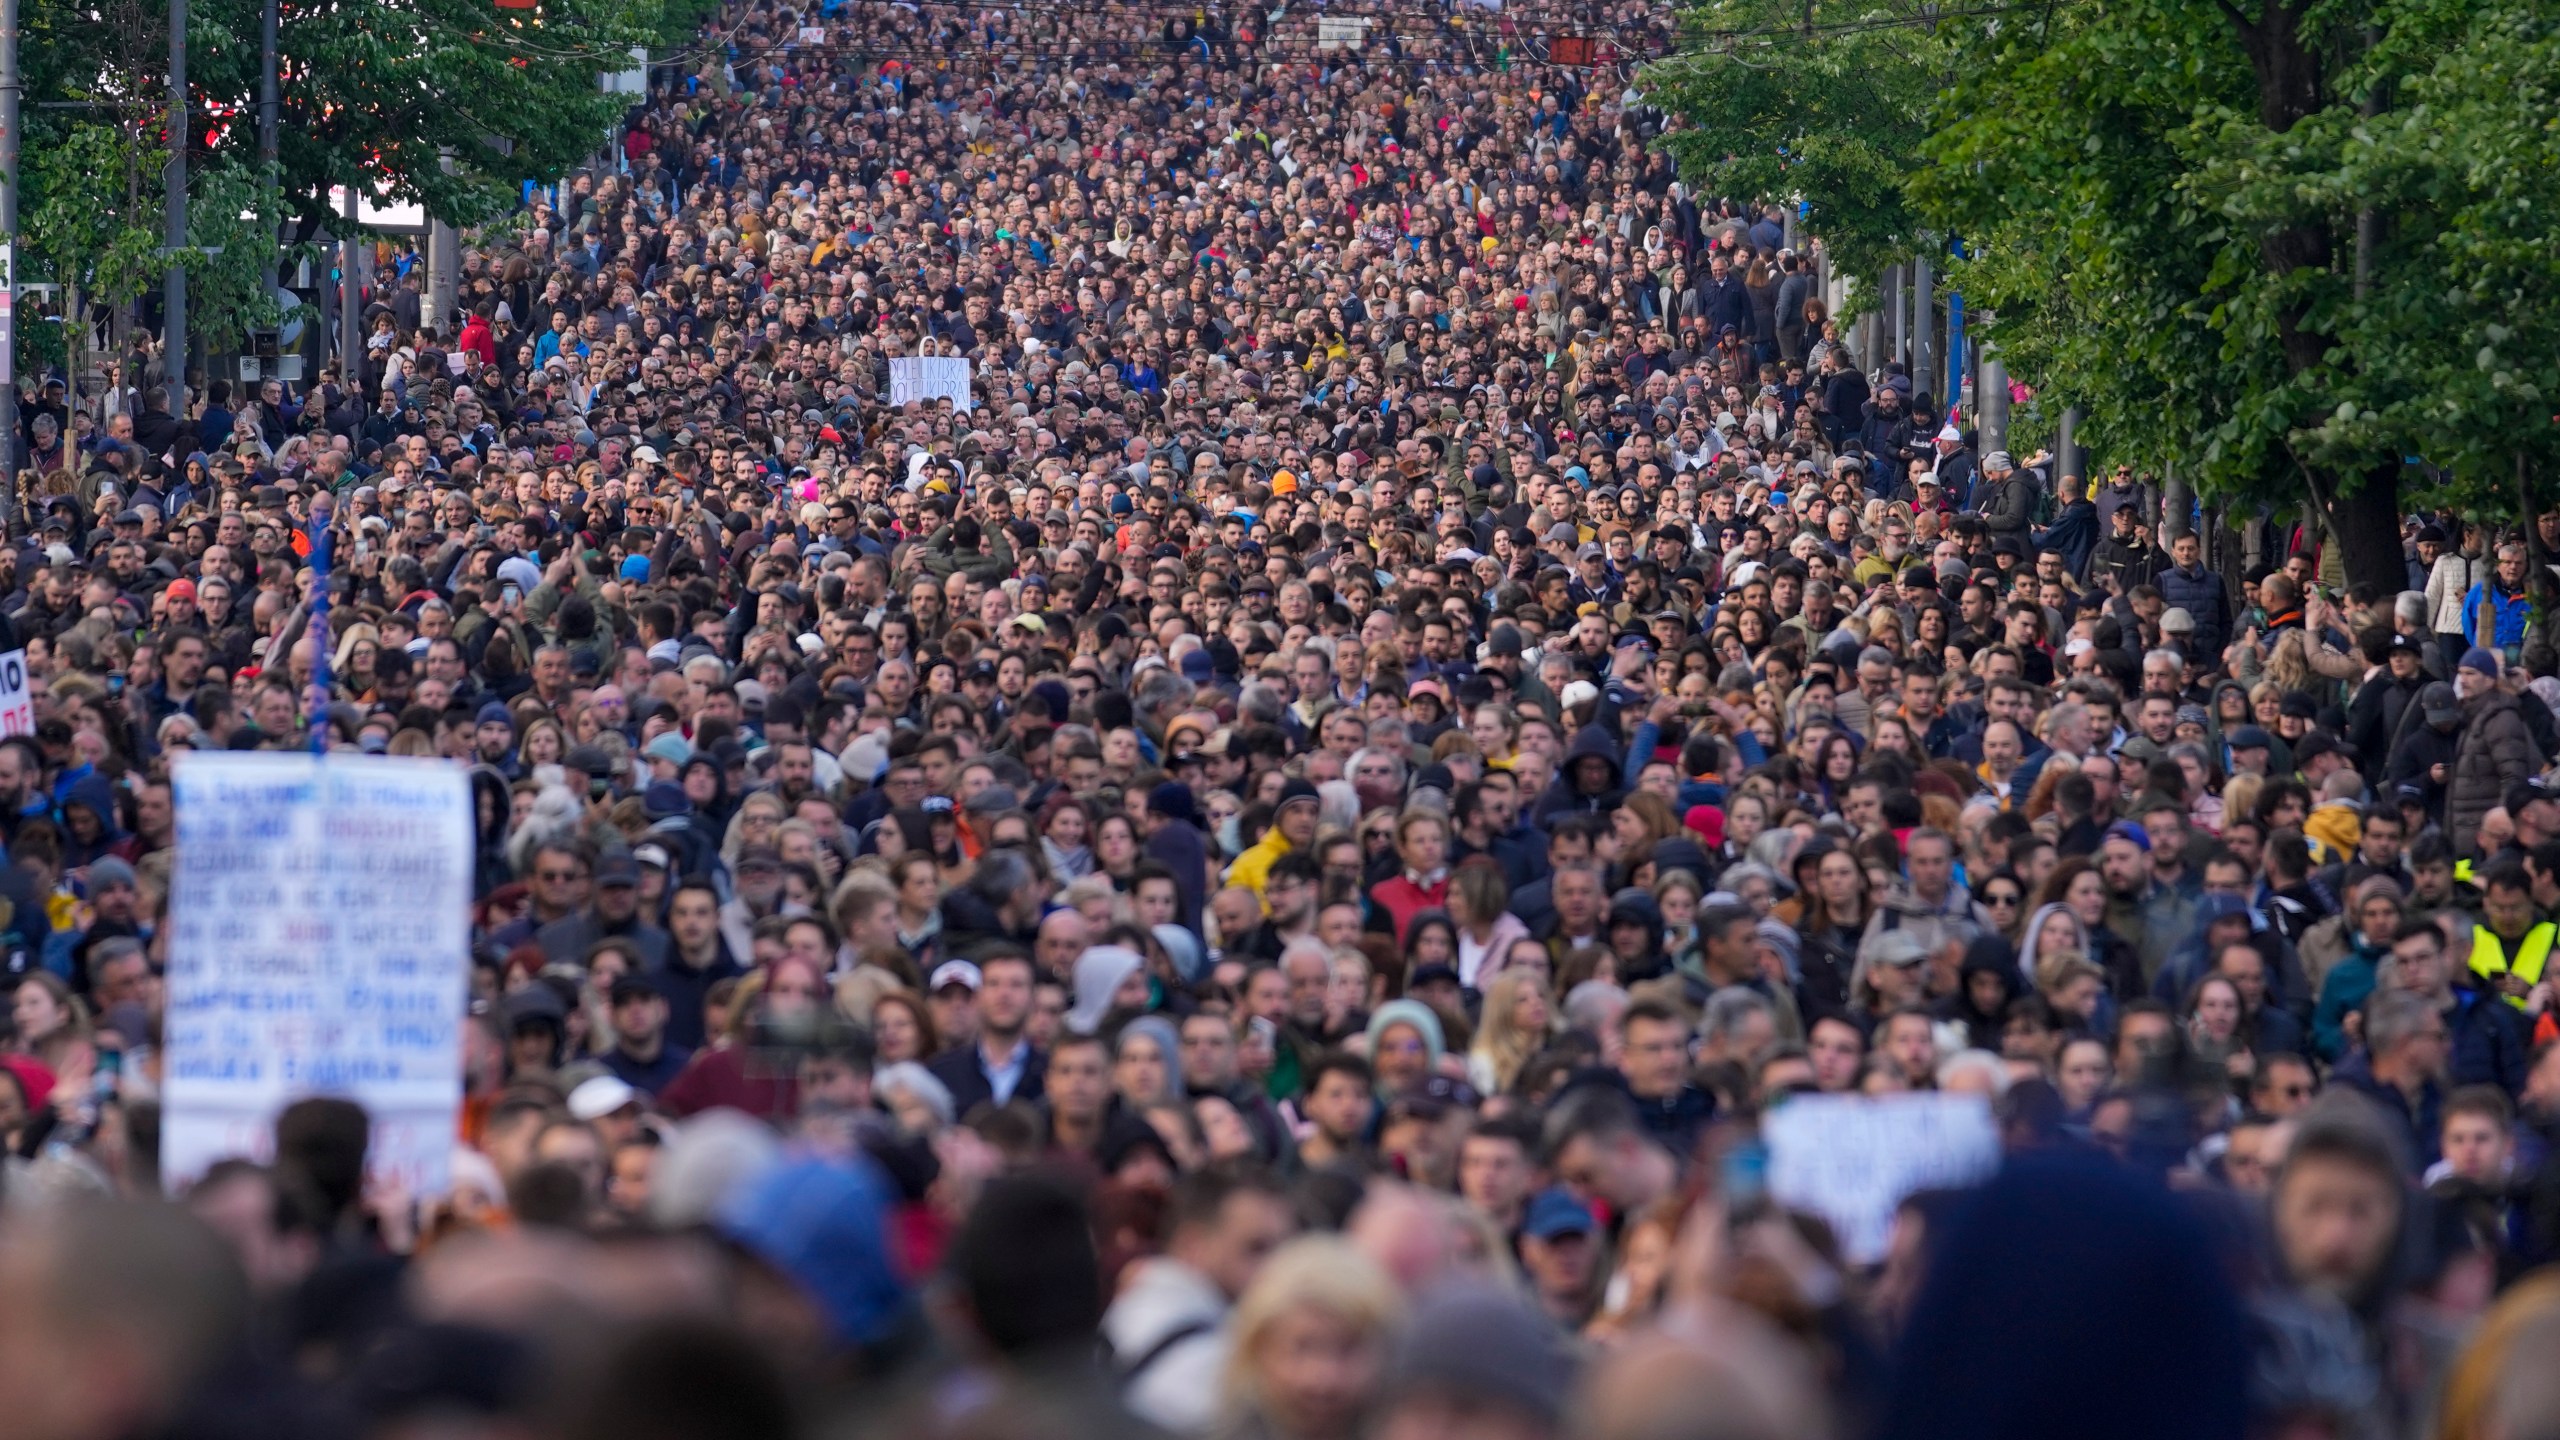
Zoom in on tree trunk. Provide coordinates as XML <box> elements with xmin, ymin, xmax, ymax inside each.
<box><xmin>2322</xmin><ymin>461</ymin><xmax>2406</xmax><ymax>595</ymax></box>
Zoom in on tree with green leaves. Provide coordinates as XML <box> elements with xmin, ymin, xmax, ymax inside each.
<box><xmin>1921</xmin><ymin>0</ymin><xmax>2560</xmax><ymax>591</ymax></box>
<box><xmin>1642</xmin><ymin>0</ymin><xmax>1976</xmax><ymax>288</ymax></box>
<box><xmin>18</xmin><ymin>121</ymin><xmax>295</xmax><ymax>388</ymax></box>
<box><xmin>187</xmin><ymin>0</ymin><xmax>702</xmax><ymax>235</ymax></box>
<box><xmin>13</xmin><ymin>0</ymin><xmax>703</xmax><ymax>372</ymax></box>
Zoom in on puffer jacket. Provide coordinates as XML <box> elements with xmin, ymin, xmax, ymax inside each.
<box><xmin>2449</xmin><ymin>688</ymin><xmax>2543</xmax><ymax>858</ymax></box>
<box><xmin>2428</xmin><ymin>551</ymin><xmax>2485</xmax><ymax>636</ymax></box>
<box><xmin>2156</xmin><ymin>562</ymin><xmax>2233</xmax><ymax>659</ymax></box>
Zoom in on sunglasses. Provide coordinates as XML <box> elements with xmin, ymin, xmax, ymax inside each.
<box><xmin>1984</xmin><ymin>892</ymin><xmax>2021</xmax><ymax>907</ymax></box>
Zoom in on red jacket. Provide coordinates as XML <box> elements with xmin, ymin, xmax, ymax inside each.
<box><xmin>1368</xmin><ymin>874</ymin><xmax>1449</xmax><ymax>946</ymax></box>
<box><xmin>458</xmin><ymin>315</ymin><xmax>498</xmax><ymax>368</ymax></box>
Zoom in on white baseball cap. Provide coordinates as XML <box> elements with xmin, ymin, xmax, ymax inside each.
<box><xmin>568</xmin><ymin>1075</ymin><xmax>640</xmax><ymax>1122</ymax></box>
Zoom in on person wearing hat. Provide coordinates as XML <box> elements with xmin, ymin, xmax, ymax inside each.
<box><xmin>2224</xmin><ymin>724</ymin><xmax>2278</xmax><ymax>780</ymax></box>
<box><xmin>2092</xmin><ymin>496</ymin><xmax>2160</xmax><ymax>595</ymax></box>
<box><xmin>2383</xmin><ymin>681</ymin><xmax>2466</xmax><ymax>828</ymax></box>
<box><xmin>1516</xmin><ymin>1187</ymin><xmax>1606</xmax><ymax>1328</ymax></box>
<box><xmin>501</xmin><ymin>983</ymin><xmax>570</xmax><ymax>1086</ymax></box>
<box><xmin>473</xmin><ymin>700</ymin><xmax>520</xmax><ymax>776</ymax></box>
<box><xmin>596</xmin><ymin>974</ymin><xmax>690</xmax><ymax>1096</ymax></box>
<box><xmin>536</xmin><ymin>845</ymin><xmax>671</xmax><ymax>969</ymax></box>
<box><xmin>2346</xmin><ymin>631</ymin><xmax>2433</xmax><ymax>784</ymax></box>
<box><xmin>2448</xmin><ymin>647</ymin><xmax>2544</xmax><ymax>859</ymax></box>
<box><xmin>1227</xmin><ymin>778</ymin><xmax>1322</xmax><ymax>900</ymax></box>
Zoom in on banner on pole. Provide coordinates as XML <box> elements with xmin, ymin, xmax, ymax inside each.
<box><xmin>0</xmin><ymin>241</ymin><xmax>14</xmax><ymax>387</ymax></box>
<box><xmin>888</xmin><ymin>355</ymin><xmax>973</xmax><ymax>411</ymax></box>
<box><xmin>161</xmin><ymin>754</ymin><xmax>473</xmax><ymax>1194</ymax></box>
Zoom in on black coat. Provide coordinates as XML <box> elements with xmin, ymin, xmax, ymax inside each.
<box><xmin>2347</xmin><ymin>671</ymin><xmax>2429</xmax><ymax>783</ymax></box>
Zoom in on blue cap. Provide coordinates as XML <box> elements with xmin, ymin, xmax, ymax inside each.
<box><xmin>2102</xmin><ymin>819</ymin><xmax>2151</xmax><ymax>852</ymax></box>
<box><xmin>475</xmin><ymin>700</ymin><xmax>514</xmax><ymax>729</ymax></box>
<box><xmin>1522</xmin><ymin>1187</ymin><xmax>1595</xmax><ymax>1240</ymax></box>
<box><xmin>2461</xmin><ymin>646</ymin><xmax>2501</xmax><ymax>677</ymax></box>
<box><xmin>2227</xmin><ymin>725</ymin><xmax>2275</xmax><ymax>752</ymax></box>
<box><xmin>620</xmin><ymin>553</ymin><xmax>651</xmax><ymax>583</ymax></box>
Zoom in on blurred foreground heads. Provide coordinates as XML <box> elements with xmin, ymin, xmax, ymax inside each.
<box><xmin>0</xmin><ymin>1199</ymin><xmax>250</xmax><ymax>1440</ymax></box>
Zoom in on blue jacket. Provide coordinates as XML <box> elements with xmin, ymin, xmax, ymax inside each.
<box><xmin>2156</xmin><ymin>563</ymin><xmax>2233</xmax><ymax>658</ymax></box>
<box><xmin>2446</xmin><ymin>984</ymin><xmax>2530</xmax><ymax>1094</ymax></box>
<box><xmin>2463</xmin><ymin>579</ymin><xmax>2531</xmax><ymax>649</ymax></box>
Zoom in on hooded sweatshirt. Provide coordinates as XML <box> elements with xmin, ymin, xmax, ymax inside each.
<box><xmin>1532</xmin><ymin>724</ymin><xmax>1626</xmax><ymax>822</ymax></box>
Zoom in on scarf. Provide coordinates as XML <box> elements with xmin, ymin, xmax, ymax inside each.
<box><xmin>1042</xmin><ymin>835</ymin><xmax>1093</xmax><ymax>882</ymax></box>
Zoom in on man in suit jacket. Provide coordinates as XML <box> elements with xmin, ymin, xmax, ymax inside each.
<box><xmin>927</xmin><ymin>949</ymin><xmax>1047</xmax><ymax>1118</ymax></box>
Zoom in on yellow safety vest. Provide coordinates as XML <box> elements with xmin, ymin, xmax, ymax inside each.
<box><xmin>2470</xmin><ymin>923</ymin><xmax>2558</xmax><ymax>1009</ymax></box>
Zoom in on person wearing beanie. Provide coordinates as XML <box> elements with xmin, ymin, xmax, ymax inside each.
<box><xmin>2449</xmin><ymin>646</ymin><xmax>2541</xmax><ymax>859</ymax></box>
<box><xmin>473</xmin><ymin>700</ymin><xmax>520</xmax><ymax>776</ymax></box>
<box><xmin>1226</xmin><ymin>778</ymin><xmax>1321</xmax><ymax>899</ymax></box>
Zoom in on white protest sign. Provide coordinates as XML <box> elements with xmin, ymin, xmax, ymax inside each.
<box><xmin>889</xmin><ymin>355</ymin><xmax>974</xmax><ymax>411</ymax></box>
<box><xmin>1765</xmin><ymin>1092</ymin><xmax>2000</xmax><ymax>1264</ymax></box>
<box><xmin>0</xmin><ymin>648</ymin><xmax>31</xmax><ymax>735</ymax></box>
<box><xmin>1317</xmin><ymin>15</ymin><xmax>1369</xmax><ymax>47</ymax></box>
<box><xmin>162</xmin><ymin>753</ymin><xmax>474</xmax><ymax>1194</ymax></box>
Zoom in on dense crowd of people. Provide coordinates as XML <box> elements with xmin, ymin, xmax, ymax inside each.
<box><xmin>8</xmin><ymin>0</ymin><xmax>2560</xmax><ymax>1437</ymax></box>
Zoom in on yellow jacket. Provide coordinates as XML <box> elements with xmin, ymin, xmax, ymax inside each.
<box><xmin>1225</xmin><ymin>829</ymin><xmax>1295</xmax><ymax>899</ymax></box>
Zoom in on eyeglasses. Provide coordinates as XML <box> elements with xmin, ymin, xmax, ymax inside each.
<box><xmin>1984</xmin><ymin>892</ymin><xmax>2021</xmax><ymax>908</ymax></box>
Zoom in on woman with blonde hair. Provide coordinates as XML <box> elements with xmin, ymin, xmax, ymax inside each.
<box><xmin>1467</xmin><ymin>968</ymin><xmax>1555</xmax><ymax>1095</ymax></box>
<box><xmin>332</xmin><ymin>622</ymin><xmax>381</xmax><ymax>700</ymax></box>
<box><xmin>720</xmin><ymin>790</ymin><xmax>788</xmax><ymax>867</ymax></box>
<box><xmin>1220</xmin><ymin>1237</ymin><xmax>1403</xmax><ymax>1440</ymax></box>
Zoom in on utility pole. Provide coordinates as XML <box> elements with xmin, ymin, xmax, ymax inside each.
<box><xmin>427</xmin><ymin>151</ymin><xmax>457</xmax><ymax>338</ymax></box>
<box><xmin>1885</xmin><ymin>264</ymin><xmax>1905</xmax><ymax>374</ymax></box>
<box><xmin>0</xmin><ymin>0</ymin><xmax>20</xmax><ymax>521</ymax></box>
<box><xmin>259</xmin><ymin>0</ymin><xmax>277</xmax><ymax>169</ymax></box>
<box><xmin>1912</xmin><ymin>253</ymin><xmax>1935</xmax><ymax>400</ymax></box>
<box><xmin>165</xmin><ymin>0</ymin><xmax>188</xmax><ymax>418</ymax></box>
<box><xmin>337</xmin><ymin>181</ymin><xmax>358</xmax><ymax>382</ymax></box>
<box><xmin>1976</xmin><ymin>347</ymin><xmax>2009</xmax><ymax>457</ymax></box>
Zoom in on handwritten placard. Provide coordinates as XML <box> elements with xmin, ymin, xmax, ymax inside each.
<box><xmin>889</xmin><ymin>355</ymin><xmax>974</xmax><ymax>411</ymax></box>
<box><xmin>161</xmin><ymin>754</ymin><xmax>473</xmax><ymax>1194</ymax></box>
<box><xmin>1764</xmin><ymin>1092</ymin><xmax>2000</xmax><ymax>1264</ymax></box>
<box><xmin>0</xmin><ymin>648</ymin><xmax>33</xmax><ymax>735</ymax></box>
